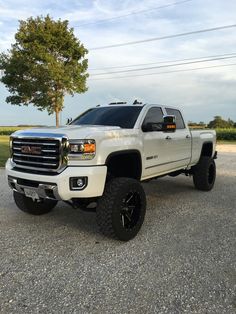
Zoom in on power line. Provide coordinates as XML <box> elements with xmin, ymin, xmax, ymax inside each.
<box><xmin>89</xmin><ymin>24</ymin><xmax>236</xmax><ymax>50</ymax></box>
<box><xmin>89</xmin><ymin>52</ymin><xmax>236</xmax><ymax>71</ymax></box>
<box><xmin>74</xmin><ymin>0</ymin><xmax>193</xmax><ymax>28</ymax></box>
<box><xmin>90</xmin><ymin>55</ymin><xmax>236</xmax><ymax>76</ymax></box>
<box><xmin>89</xmin><ymin>63</ymin><xmax>236</xmax><ymax>81</ymax></box>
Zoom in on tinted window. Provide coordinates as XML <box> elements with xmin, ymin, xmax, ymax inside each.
<box><xmin>142</xmin><ymin>107</ymin><xmax>163</xmax><ymax>131</ymax></box>
<box><xmin>165</xmin><ymin>108</ymin><xmax>185</xmax><ymax>129</ymax></box>
<box><xmin>71</xmin><ymin>106</ymin><xmax>142</xmax><ymax>129</ymax></box>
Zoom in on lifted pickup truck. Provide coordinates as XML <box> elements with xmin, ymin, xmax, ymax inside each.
<box><xmin>6</xmin><ymin>102</ymin><xmax>217</xmax><ymax>241</ymax></box>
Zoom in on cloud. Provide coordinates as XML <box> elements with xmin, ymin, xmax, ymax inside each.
<box><xmin>0</xmin><ymin>0</ymin><xmax>236</xmax><ymax>125</ymax></box>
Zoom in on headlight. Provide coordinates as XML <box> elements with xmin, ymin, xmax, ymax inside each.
<box><xmin>68</xmin><ymin>139</ymin><xmax>96</xmax><ymax>160</ymax></box>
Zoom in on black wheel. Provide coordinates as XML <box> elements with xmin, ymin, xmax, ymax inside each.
<box><xmin>193</xmin><ymin>156</ymin><xmax>216</xmax><ymax>191</ymax></box>
<box><xmin>13</xmin><ymin>191</ymin><xmax>57</xmax><ymax>215</ymax></box>
<box><xmin>96</xmin><ymin>177</ymin><xmax>146</xmax><ymax>241</ymax></box>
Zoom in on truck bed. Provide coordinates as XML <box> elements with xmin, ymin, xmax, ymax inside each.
<box><xmin>190</xmin><ymin>129</ymin><xmax>216</xmax><ymax>166</ymax></box>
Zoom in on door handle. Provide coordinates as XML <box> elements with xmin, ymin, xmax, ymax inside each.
<box><xmin>186</xmin><ymin>135</ymin><xmax>191</xmax><ymax>139</ymax></box>
<box><xmin>165</xmin><ymin>136</ymin><xmax>172</xmax><ymax>140</ymax></box>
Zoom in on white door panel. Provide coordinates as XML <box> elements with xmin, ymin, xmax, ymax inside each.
<box><xmin>165</xmin><ymin>129</ymin><xmax>191</xmax><ymax>167</ymax></box>
<box><xmin>143</xmin><ymin>132</ymin><xmax>171</xmax><ymax>177</ymax></box>
<box><xmin>142</xmin><ymin>107</ymin><xmax>192</xmax><ymax>179</ymax></box>
<box><xmin>142</xmin><ymin>131</ymin><xmax>191</xmax><ymax>178</ymax></box>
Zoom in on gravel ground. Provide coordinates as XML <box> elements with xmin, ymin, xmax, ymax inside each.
<box><xmin>216</xmin><ymin>144</ymin><xmax>236</xmax><ymax>153</ymax></box>
<box><xmin>0</xmin><ymin>152</ymin><xmax>235</xmax><ymax>314</ymax></box>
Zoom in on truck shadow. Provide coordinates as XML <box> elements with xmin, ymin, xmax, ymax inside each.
<box><xmin>143</xmin><ymin>176</ymin><xmax>195</xmax><ymax>195</ymax></box>
<box><xmin>47</xmin><ymin>176</ymin><xmax>195</xmax><ymax>234</ymax></box>
<box><xmin>8</xmin><ymin>173</ymin><xmax>230</xmax><ymax>239</ymax></box>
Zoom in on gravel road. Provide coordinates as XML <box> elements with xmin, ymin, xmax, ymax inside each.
<box><xmin>0</xmin><ymin>152</ymin><xmax>235</xmax><ymax>314</ymax></box>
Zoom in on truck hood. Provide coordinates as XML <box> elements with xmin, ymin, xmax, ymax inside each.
<box><xmin>13</xmin><ymin>125</ymin><xmax>121</xmax><ymax>140</ymax></box>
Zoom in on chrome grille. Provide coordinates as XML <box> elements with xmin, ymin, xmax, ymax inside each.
<box><xmin>11</xmin><ymin>136</ymin><xmax>67</xmax><ymax>173</ymax></box>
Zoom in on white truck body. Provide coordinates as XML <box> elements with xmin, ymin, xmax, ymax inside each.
<box><xmin>6</xmin><ymin>104</ymin><xmax>216</xmax><ymax>201</ymax></box>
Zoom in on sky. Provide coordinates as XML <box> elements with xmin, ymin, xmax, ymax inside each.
<box><xmin>0</xmin><ymin>0</ymin><xmax>236</xmax><ymax>126</ymax></box>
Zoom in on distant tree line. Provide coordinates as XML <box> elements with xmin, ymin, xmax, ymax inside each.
<box><xmin>188</xmin><ymin>116</ymin><xmax>236</xmax><ymax>129</ymax></box>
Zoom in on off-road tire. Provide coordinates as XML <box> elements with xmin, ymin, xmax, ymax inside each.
<box><xmin>96</xmin><ymin>177</ymin><xmax>146</xmax><ymax>241</ymax></box>
<box><xmin>13</xmin><ymin>191</ymin><xmax>57</xmax><ymax>215</ymax></box>
<box><xmin>193</xmin><ymin>156</ymin><xmax>216</xmax><ymax>191</ymax></box>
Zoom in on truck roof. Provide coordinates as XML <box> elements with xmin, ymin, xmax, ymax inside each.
<box><xmin>97</xmin><ymin>102</ymin><xmax>180</xmax><ymax>111</ymax></box>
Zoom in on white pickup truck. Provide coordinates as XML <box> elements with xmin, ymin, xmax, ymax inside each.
<box><xmin>6</xmin><ymin>102</ymin><xmax>217</xmax><ymax>241</ymax></box>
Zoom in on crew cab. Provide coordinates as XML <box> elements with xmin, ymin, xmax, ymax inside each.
<box><xmin>6</xmin><ymin>102</ymin><xmax>217</xmax><ymax>241</ymax></box>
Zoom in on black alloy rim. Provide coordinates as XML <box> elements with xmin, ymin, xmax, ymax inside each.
<box><xmin>120</xmin><ymin>192</ymin><xmax>142</xmax><ymax>229</ymax></box>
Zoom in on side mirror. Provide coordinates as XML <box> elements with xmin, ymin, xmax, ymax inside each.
<box><xmin>162</xmin><ymin>115</ymin><xmax>176</xmax><ymax>132</ymax></box>
<box><xmin>142</xmin><ymin>122</ymin><xmax>162</xmax><ymax>132</ymax></box>
<box><xmin>142</xmin><ymin>115</ymin><xmax>176</xmax><ymax>132</ymax></box>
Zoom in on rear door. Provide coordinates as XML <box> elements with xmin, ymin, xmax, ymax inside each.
<box><xmin>164</xmin><ymin>108</ymin><xmax>191</xmax><ymax>168</ymax></box>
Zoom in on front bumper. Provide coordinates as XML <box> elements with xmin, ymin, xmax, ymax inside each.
<box><xmin>6</xmin><ymin>159</ymin><xmax>107</xmax><ymax>200</ymax></box>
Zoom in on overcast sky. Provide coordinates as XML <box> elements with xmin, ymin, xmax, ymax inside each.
<box><xmin>0</xmin><ymin>0</ymin><xmax>236</xmax><ymax>126</ymax></box>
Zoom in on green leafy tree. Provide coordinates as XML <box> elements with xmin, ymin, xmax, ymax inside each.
<box><xmin>208</xmin><ymin>116</ymin><xmax>234</xmax><ymax>128</ymax></box>
<box><xmin>199</xmin><ymin>121</ymin><xmax>206</xmax><ymax>126</ymax></box>
<box><xmin>0</xmin><ymin>15</ymin><xmax>88</xmax><ymax>127</ymax></box>
<box><xmin>227</xmin><ymin>118</ymin><xmax>234</xmax><ymax>128</ymax></box>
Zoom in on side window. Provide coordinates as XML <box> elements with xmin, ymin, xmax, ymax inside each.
<box><xmin>142</xmin><ymin>107</ymin><xmax>163</xmax><ymax>132</ymax></box>
<box><xmin>165</xmin><ymin>108</ymin><xmax>185</xmax><ymax>129</ymax></box>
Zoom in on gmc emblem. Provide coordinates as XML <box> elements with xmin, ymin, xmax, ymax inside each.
<box><xmin>21</xmin><ymin>146</ymin><xmax>42</xmax><ymax>155</ymax></box>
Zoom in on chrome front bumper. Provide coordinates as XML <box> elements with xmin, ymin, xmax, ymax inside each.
<box><xmin>8</xmin><ymin>176</ymin><xmax>61</xmax><ymax>200</ymax></box>
<box><xmin>6</xmin><ymin>159</ymin><xmax>107</xmax><ymax>200</ymax></box>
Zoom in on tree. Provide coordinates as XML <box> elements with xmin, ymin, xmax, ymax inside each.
<box><xmin>227</xmin><ymin>118</ymin><xmax>234</xmax><ymax>128</ymax></box>
<box><xmin>208</xmin><ymin>116</ymin><xmax>233</xmax><ymax>128</ymax></box>
<box><xmin>0</xmin><ymin>15</ymin><xmax>88</xmax><ymax>127</ymax></box>
<box><xmin>199</xmin><ymin>121</ymin><xmax>206</xmax><ymax>126</ymax></box>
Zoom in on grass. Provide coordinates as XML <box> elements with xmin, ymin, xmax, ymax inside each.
<box><xmin>0</xmin><ymin>136</ymin><xmax>10</xmax><ymax>167</ymax></box>
<box><xmin>215</xmin><ymin>128</ymin><xmax>236</xmax><ymax>141</ymax></box>
<box><xmin>0</xmin><ymin>126</ymin><xmax>35</xmax><ymax>167</ymax></box>
<box><xmin>217</xmin><ymin>140</ymin><xmax>236</xmax><ymax>145</ymax></box>
<box><xmin>0</xmin><ymin>126</ymin><xmax>31</xmax><ymax>136</ymax></box>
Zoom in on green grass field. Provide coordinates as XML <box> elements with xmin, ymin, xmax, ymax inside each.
<box><xmin>0</xmin><ymin>136</ymin><xmax>10</xmax><ymax>167</ymax></box>
<box><xmin>0</xmin><ymin>126</ymin><xmax>31</xmax><ymax>136</ymax></box>
<box><xmin>0</xmin><ymin>127</ymin><xmax>35</xmax><ymax>167</ymax></box>
<box><xmin>215</xmin><ymin>128</ymin><xmax>236</xmax><ymax>141</ymax></box>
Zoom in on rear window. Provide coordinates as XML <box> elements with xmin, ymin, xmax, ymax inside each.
<box><xmin>165</xmin><ymin>108</ymin><xmax>185</xmax><ymax>129</ymax></box>
<box><xmin>71</xmin><ymin>106</ymin><xmax>142</xmax><ymax>129</ymax></box>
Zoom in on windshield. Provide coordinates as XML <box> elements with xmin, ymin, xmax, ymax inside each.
<box><xmin>71</xmin><ymin>106</ymin><xmax>142</xmax><ymax>129</ymax></box>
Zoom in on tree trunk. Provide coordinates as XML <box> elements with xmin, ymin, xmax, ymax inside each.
<box><xmin>55</xmin><ymin>109</ymin><xmax>60</xmax><ymax>127</ymax></box>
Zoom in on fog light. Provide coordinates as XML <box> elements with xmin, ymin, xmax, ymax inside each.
<box><xmin>76</xmin><ymin>178</ymin><xmax>84</xmax><ymax>187</ymax></box>
<box><xmin>70</xmin><ymin>177</ymin><xmax>88</xmax><ymax>190</ymax></box>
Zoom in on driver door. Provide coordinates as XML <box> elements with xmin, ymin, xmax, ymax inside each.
<box><xmin>142</xmin><ymin>107</ymin><xmax>170</xmax><ymax>178</ymax></box>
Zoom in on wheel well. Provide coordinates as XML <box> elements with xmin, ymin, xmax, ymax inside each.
<box><xmin>106</xmin><ymin>150</ymin><xmax>142</xmax><ymax>180</ymax></box>
<box><xmin>201</xmin><ymin>142</ymin><xmax>213</xmax><ymax>157</ymax></box>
